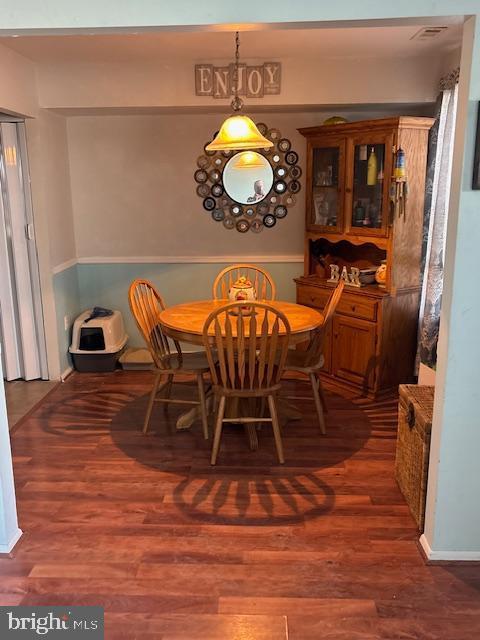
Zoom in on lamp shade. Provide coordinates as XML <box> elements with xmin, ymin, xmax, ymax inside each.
<box><xmin>205</xmin><ymin>115</ymin><xmax>273</xmax><ymax>151</ymax></box>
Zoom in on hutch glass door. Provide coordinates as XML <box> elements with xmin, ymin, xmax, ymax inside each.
<box><xmin>346</xmin><ymin>133</ymin><xmax>392</xmax><ymax>237</ymax></box>
<box><xmin>308</xmin><ymin>140</ymin><xmax>344</xmax><ymax>233</ymax></box>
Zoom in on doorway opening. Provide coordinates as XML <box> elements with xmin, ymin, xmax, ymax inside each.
<box><xmin>0</xmin><ymin>118</ymin><xmax>55</xmax><ymax>427</ymax></box>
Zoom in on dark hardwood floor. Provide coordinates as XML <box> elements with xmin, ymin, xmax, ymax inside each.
<box><xmin>2</xmin><ymin>371</ymin><xmax>479</xmax><ymax>639</ymax></box>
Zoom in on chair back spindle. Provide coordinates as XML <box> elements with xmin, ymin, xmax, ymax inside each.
<box><xmin>203</xmin><ymin>302</ymin><xmax>290</xmax><ymax>392</ymax></box>
<box><xmin>128</xmin><ymin>279</ymin><xmax>181</xmax><ymax>369</ymax></box>
<box><xmin>212</xmin><ymin>264</ymin><xmax>276</xmax><ymax>301</ymax></box>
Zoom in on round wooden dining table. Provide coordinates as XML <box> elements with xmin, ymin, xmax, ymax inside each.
<box><xmin>159</xmin><ymin>299</ymin><xmax>324</xmax><ymax>346</ymax></box>
<box><xmin>158</xmin><ymin>299</ymin><xmax>324</xmax><ymax>447</ymax></box>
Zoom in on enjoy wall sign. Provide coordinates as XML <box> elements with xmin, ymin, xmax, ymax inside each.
<box><xmin>195</xmin><ymin>62</ymin><xmax>281</xmax><ymax>99</ymax></box>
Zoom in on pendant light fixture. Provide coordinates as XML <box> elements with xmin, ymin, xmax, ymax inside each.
<box><xmin>205</xmin><ymin>32</ymin><xmax>273</xmax><ymax>152</ymax></box>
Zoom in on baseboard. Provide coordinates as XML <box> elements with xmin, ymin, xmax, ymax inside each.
<box><xmin>0</xmin><ymin>527</ymin><xmax>22</xmax><ymax>554</ymax></box>
<box><xmin>420</xmin><ymin>533</ymin><xmax>480</xmax><ymax>561</ymax></box>
<box><xmin>60</xmin><ymin>366</ymin><xmax>74</xmax><ymax>382</ymax></box>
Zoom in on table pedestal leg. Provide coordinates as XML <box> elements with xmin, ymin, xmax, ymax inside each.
<box><xmin>175</xmin><ymin>388</ymin><xmax>213</xmax><ymax>431</ymax></box>
<box><xmin>277</xmin><ymin>398</ymin><xmax>302</xmax><ymax>426</ymax></box>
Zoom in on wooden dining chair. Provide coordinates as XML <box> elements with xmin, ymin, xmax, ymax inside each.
<box><xmin>203</xmin><ymin>301</ymin><xmax>291</xmax><ymax>465</ymax></box>
<box><xmin>128</xmin><ymin>279</ymin><xmax>210</xmax><ymax>438</ymax></box>
<box><xmin>212</xmin><ymin>264</ymin><xmax>276</xmax><ymax>301</ymax></box>
<box><xmin>284</xmin><ymin>280</ymin><xmax>345</xmax><ymax>435</ymax></box>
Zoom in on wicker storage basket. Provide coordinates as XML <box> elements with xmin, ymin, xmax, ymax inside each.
<box><xmin>395</xmin><ymin>385</ymin><xmax>434</xmax><ymax>531</ymax></box>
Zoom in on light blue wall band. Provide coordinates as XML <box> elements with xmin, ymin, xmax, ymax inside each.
<box><xmin>53</xmin><ymin>261</ymin><xmax>302</xmax><ymax>367</ymax></box>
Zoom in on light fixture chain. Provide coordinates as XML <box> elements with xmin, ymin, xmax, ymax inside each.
<box><xmin>234</xmin><ymin>31</ymin><xmax>240</xmax><ymax>99</ymax></box>
<box><xmin>231</xmin><ymin>31</ymin><xmax>243</xmax><ymax>112</ymax></box>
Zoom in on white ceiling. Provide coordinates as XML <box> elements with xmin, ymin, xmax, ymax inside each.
<box><xmin>0</xmin><ymin>24</ymin><xmax>463</xmax><ymax>64</ymax></box>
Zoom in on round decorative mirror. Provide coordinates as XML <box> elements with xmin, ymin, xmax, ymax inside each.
<box><xmin>195</xmin><ymin>122</ymin><xmax>301</xmax><ymax>232</ymax></box>
<box><xmin>222</xmin><ymin>151</ymin><xmax>273</xmax><ymax>205</ymax></box>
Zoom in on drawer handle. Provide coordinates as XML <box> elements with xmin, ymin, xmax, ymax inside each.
<box><xmin>407</xmin><ymin>402</ymin><xmax>415</xmax><ymax>429</ymax></box>
<box><xmin>351</xmin><ymin>305</ymin><xmax>356</xmax><ymax>312</ymax></box>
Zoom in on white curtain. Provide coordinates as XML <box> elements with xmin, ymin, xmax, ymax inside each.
<box><xmin>417</xmin><ymin>84</ymin><xmax>458</xmax><ymax>369</ymax></box>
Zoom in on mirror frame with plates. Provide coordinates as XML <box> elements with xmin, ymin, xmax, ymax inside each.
<box><xmin>194</xmin><ymin>122</ymin><xmax>301</xmax><ymax>232</ymax></box>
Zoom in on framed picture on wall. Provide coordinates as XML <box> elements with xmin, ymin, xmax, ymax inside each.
<box><xmin>473</xmin><ymin>101</ymin><xmax>480</xmax><ymax>190</ymax></box>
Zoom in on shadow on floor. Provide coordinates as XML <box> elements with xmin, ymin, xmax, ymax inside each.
<box><xmin>35</xmin><ymin>375</ymin><xmax>373</xmax><ymax>525</ymax></box>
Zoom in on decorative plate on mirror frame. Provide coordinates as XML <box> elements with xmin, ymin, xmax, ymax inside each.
<box><xmin>194</xmin><ymin>169</ymin><xmax>208</xmax><ymax>183</ymax></box>
<box><xmin>195</xmin><ymin>123</ymin><xmax>302</xmax><ymax>232</ymax></box>
<box><xmin>203</xmin><ymin>197</ymin><xmax>216</xmax><ymax>211</ymax></box>
<box><xmin>263</xmin><ymin>214</ymin><xmax>277</xmax><ymax>228</ymax></box>
<box><xmin>211</xmin><ymin>209</ymin><xmax>225</xmax><ymax>222</ymax></box>
<box><xmin>236</xmin><ymin>219</ymin><xmax>250</xmax><ymax>233</ymax></box>
<box><xmin>197</xmin><ymin>155</ymin><xmax>211</xmax><ymax>169</ymax></box>
<box><xmin>211</xmin><ymin>183</ymin><xmax>224</xmax><ymax>197</ymax></box>
<box><xmin>274</xmin><ymin>205</ymin><xmax>288</xmax><ymax>219</ymax></box>
<box><xmin>196</xmin><ymin>184</ymin><xmax>210</xmax><ymax>198</ymax></box>
<box><xmin>288</xmin><ymin>180</ymin><xmax>301</xmax><ymax>194</ymax></box>
<box><xmin>223</xmin><ymin>216</ymin><xmax>235</xmax><ymax>229</ymax></box>
<box><xmin>290</xmin><ymin>165</ymin><xmax>302</xmax><ymax>179</ymax></box>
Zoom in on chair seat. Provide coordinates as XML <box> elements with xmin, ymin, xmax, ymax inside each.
<box><xmin>284</xmin><ymin>348</ymin><xmax>324</xmax><ymax>372</ymax></box>
<box><xmin>158</xmin><ymin>350</ymin><xmax>210</xmax><ymax>374</ymax></box>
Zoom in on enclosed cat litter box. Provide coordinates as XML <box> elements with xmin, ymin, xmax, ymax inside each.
<box><xmin>69</xmin><ymin>309</ymin><xmax>128</xmax><ymax>372</ymax></box>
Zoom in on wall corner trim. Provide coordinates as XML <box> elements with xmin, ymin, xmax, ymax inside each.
<box><xmin>420</xmin><ymin>533</ymin><xmax>480</xmax><ymax>561</ymax></box>
<box><xmin>52</xmin><ymin>257</ymin><xmax>78</xmax><ymax>274</ymax></box>
<box><xmin>0</xmin><ymin>527</ymin><xmax>22</xmax><ymax>554</ymax></box>
<box><xmin>60</xmin><ymin>366</ymin><xmax>74</xmax><ymax>382</ymax></box>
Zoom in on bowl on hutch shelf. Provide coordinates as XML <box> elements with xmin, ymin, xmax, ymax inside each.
<box><xmin>358</xmin><ymin>268</ymin><xmax>377</xmax><ymax>285</ymax></box>
<box><xmin>375</xmin><ymin>260</ymin><xmax>387</xmax><ymax>288</ymax></box>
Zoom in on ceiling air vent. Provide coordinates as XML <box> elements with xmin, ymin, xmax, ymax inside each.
<box><xmin>411</xmin><ymin>26</ymin><xmax>448</xmax><ymax>40</ymax></box>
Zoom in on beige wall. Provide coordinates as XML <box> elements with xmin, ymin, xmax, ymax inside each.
<box><xmin>0</xmin><ymin>43</ymin><xmax>37</xmax><ymax>117</ymax></box>
<box><xmin>67</xmin><ymin>112</ymin><xmax>305</xmax><ymax>258</ymax></box>
<box><xmin>39</xmin><ymin>54</ymin><xmax>444</xmax><ymax>111</ymax></box>
<box><xmin>66</xmin><ymin>107</ymin><xmax>430</xmax><ymax>260</ymax></box>
<box><xmin>0</xmin><ymin>44</ymin><xmax>76</xmax><ymax>270</ymax></box>
<box><xmin>27</xmin><ymin>110</ymin><xmax>76</xmax><ymax>269</ymax></box>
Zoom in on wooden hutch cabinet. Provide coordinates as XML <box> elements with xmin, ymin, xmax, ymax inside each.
<box><xmin>295</xmin><ymin>117</ymin><xmax>434</xmax><ymax>396</ymax></box>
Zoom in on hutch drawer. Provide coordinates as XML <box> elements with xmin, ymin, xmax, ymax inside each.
<box><xmin>338</xmin><ymin>292</ymin><xmax>377</xmax><ymax>322</ymax></box>
<box><xmin>297</xmin><ymin>283</ymin><xmax>378</xmax><ymax>321</ymax></box>
<box><xmin>297</xmin><ymin>284</ymin><xmax>330</xmax><ymax>309</ymax></box>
